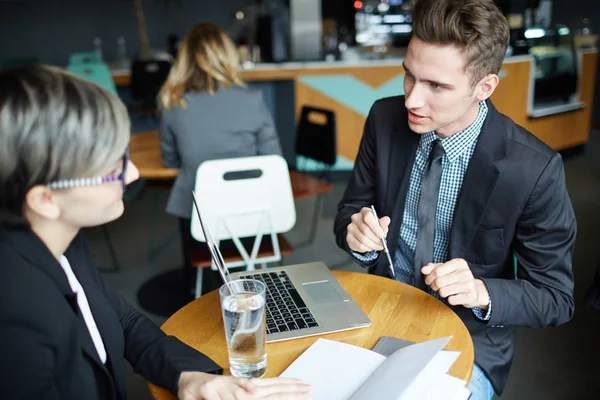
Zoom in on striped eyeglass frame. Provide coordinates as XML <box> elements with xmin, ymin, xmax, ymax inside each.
<box><xmin>47</xmin><ymin>149</ymin><xmax>129</xmax><ymax>193</ymax></box>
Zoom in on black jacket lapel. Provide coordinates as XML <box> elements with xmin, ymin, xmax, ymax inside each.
<box><xmin>0</xmin><ymin>229</ymin><xmax>115</xmax><ymax>392</ymax></box>
<box><xmin>0</xmin><ymin>228</ymin><xmax>73</xmax><ymax>298</ymax></box>
<box><xmin>449</xmin><ymin>100</ymin><xmax>507</xmax><ymax>258</ymax></box>
<box><xmin>65</xmin><ymin>236</ymin><xmax>123</xmax><ymax>399</ymax></box>
<box><xmin>449</xmin><ymin>152</ymin><xmax>500</xmax><ymax>257</ymax></box>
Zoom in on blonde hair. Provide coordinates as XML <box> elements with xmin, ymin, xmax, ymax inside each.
<box><xmin>0</xmin><ymin>64</ymin><xmax>130</xmax><ymax>228</ymax></box>
<box><xmin>159</xmin><ymin>23</ymin><xmax>246</xmax><ymax>110</ymax></box>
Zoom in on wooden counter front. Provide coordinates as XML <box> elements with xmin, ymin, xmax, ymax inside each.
<box><xmin>492</xmin><ymin>51</ymin><xmax>597</xmax><ymax>150</ymax></box>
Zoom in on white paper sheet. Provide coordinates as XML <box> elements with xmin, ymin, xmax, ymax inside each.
<box><xmin>279</xmin><ymin>337</ymin><xmax>464</xmax><ymax>400</ymax></box>
<box><xmin>280</xmin><ymin>339</ymin><xmax>386</xmax><ymax>400</ymax></box>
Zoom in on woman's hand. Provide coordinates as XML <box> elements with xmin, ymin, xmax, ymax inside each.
<box><xmin>178</xmin><ymin>371</ymin><xmax>311</xmax><ymax>400</ymax></box>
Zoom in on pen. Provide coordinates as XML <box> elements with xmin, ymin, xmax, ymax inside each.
<box><xmin>370</xmin><ymin>205</ymin><xmax>395</xmax><ymax>276</ymax></box>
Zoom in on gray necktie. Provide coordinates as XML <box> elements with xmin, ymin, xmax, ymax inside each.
<box><xmin>414</xmin><ymin>140</ymin><xmax>444</xmax><ymax>290</ymax></box>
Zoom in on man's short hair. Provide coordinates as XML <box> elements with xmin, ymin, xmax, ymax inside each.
<box><xmin>0</xmin><ymin>65</ymin><xmax>130</xmax><ymax>229</ymax></box>
<box><xmin>412</xmin><ymin>0</ymin><xmax>511</xmax><ymax>86</ymax></box>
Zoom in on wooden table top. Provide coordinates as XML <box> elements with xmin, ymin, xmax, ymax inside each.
<box><xmin>128</xmin><ymin>130</ymin><xmax>333</xmax><ymax>200</ymax></box>
<box><xmin>148</xmin><ymin>270</ymin><xmax>474</xmax><ymax>399</ymax></box>
<box><xmin>129</xmin><ymin>130</ymin><xmax>179</xmax><ymax>180</ymax></box>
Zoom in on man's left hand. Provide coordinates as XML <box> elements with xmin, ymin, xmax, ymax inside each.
<box><xmin>421</xmin><ymin>258</ymin><xmax>489</xmax><ymax>309</ymax></box>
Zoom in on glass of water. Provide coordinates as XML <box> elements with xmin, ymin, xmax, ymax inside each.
<box><xmin>219</xmin><ymin>279</ymin><xmax>267</xmax><ymax>378</ymax></box>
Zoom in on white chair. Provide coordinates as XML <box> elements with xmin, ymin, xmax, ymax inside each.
<box><xmin>189</xmin><ymin>155</ymin><xmax>296</xmax><ymax>298</ymax></box>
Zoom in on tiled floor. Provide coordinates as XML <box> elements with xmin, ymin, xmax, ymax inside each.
<box><xmin>87</xmin><ymin>130</ymin><xmax>600</xmax><ymax>399</ymax></box>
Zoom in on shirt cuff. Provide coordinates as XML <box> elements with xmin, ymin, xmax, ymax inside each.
<box><xmin>351</xmin><ymin>250</ymin><xmax>379</xmax><ymax>262</ymax></box>
<box><xmin>472</xmin><ymin>298</ymin><xmax>492</xmax><ymax>321</ymax></box>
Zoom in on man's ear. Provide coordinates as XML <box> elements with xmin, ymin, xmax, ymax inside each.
<box><xmin>24</xmin><ymin>185</ymin><xmax>61</xmax><ymax>221</ymax></box>
<box><xmin>475</xmin><ymin>73</ymin><xmax>500</xmax><ymax>101</ymax></box>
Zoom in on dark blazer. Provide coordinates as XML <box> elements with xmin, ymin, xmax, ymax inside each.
<box><xmin>334</xmin><ymin>97</ymin><xmax>576</xmax><ymax>394</ymax></box>
<box><xmin>0</xmin><ymin>228</ymin><xmax>222</xmax><ymax>399</ymax></box>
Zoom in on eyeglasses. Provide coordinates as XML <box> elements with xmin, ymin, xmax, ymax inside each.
<box><xmin>47</xmin><ymin>149</ymin><xmax>130</xmax><ymax>194</ymax></box>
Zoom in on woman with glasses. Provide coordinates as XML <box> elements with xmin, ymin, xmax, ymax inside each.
<box><xmin>0</xmin><ymin>65</ymin><xmax>309</xmax><ymax>400</ymax></box>
<box><xmin>158</xmin><ymin>23</ymin><xmax>283</xmax><ymax>296</ymax></box>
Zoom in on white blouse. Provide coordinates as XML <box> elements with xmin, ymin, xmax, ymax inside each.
<box><xmin>59</xmin><ymin>256</ymin><xmax>107</xmax><ymax>364</ymax></box>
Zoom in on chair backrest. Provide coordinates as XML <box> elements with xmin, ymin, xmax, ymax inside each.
<box><xmin>295</xmin><ymin>106</ymin><xmax>337</xmax><ymax>167</ymax></box>
<box><xmin>68</xmin><ymin>52</ymin><xmax>102</xmax><ymax>65</ymax></box>
<box><xmin>66</xmin><ymin>62</ymin><xmax>117</xmax><ymax>95</ymax></box>
<box><xmin>130</xmin><ymin>59</ymin><xmax>171</xmax><ymax>104</ymax></box>
<box><xmin>191</xmin><ymin>155</ymin><xmax>296</xmax><ymax>243</ymax></box>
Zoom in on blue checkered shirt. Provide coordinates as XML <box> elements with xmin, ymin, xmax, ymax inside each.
<box><xmin>354</xmin><ymin>101</ymin><xmax>491</xmax><ymax>320</ymax></box>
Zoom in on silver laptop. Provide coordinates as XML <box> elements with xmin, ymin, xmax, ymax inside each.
<box><xmin>192</xmin><ymin>193</ymin><xmax>371</xmax><ymax>343</ymax></box>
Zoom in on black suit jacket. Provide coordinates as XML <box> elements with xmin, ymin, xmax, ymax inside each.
<box><xmin>334</xmin><ymin>97</ymin><xmax>576</xmax><ymax>394</ymax></box>
<box><xmin>0</xmin><ymin>228</ymin><xmax>222</xmax><ymax>399</ymax></box>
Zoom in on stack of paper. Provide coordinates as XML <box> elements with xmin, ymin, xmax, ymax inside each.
<box><xmin>279</xmin><ymin>337</ymin><xmax>470</xmax><ymax>400</ymax></box>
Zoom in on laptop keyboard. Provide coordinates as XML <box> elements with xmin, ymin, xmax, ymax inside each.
<box><xmin>239</xmin><ymin>271</ymin><xmax>320</xmax><ymax>335</ymax></box>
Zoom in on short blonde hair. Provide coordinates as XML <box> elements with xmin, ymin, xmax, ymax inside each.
<box><xmin>0</xmin><ymin>65</ymin><xmax>130</xmax><ymax>228</ymax></box>
<box><xmin>159</xmin><ymin>23</ymin><xmax>246</xmax><ymax>110</ymax></box>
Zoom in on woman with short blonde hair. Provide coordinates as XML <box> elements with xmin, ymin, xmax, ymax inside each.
<box><xmin>0</xmin><ymin>64</ymin><xmax>308</xmax><ymax>400</ymax></box>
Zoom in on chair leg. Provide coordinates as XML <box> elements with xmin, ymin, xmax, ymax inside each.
<box><xmin>147</xmin><ymin>190</ymin><xmax>178</xmax><ymax>262</ymax></box>
<box><xmin>308</xmin><ymin>194</ymin><xmax>324</xmax><ymax>244</ymax></box>
<box><xmin>195</xmin><ymin>269</ymin><xmax>203</xmax><ymax>299</ymax></box>
<box><xmin>99</xmin><ymin>225</ymin><xmax>120</xmax><ymax>273</ymax></box>
<box><xmin>296</xmin><ymin>193</ymin><xmax>325</xmax><ymax>249</ymax></box>
<box><xmin>147</xmin><ymin>191</ymin><xmax>160</xmax><ymax>262</ymax></box>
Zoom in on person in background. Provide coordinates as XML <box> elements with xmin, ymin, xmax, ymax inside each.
<box><xmin>0</xmin><ymin>64</ymin><xmax>309</xmax><ymax>400</ymax></box>
<box><xmin>159</xmin><ymin>23</ymin><xmax>283</xmax><ymax>295</ymax></box>
<box><xmin>334</xmin><ymin>0</ymin><xmax>575</xmax><ymax>399</ymax></box>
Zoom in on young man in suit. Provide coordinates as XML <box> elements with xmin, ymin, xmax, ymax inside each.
<box><xmin>334</xmin><ymin>0</ymin><xmax>576</xmax><ymax>398</ymax></box>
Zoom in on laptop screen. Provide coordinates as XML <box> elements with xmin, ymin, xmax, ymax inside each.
<box><xmin>191</xmin><ymin>191</ymin><xmax>231</xmax><ymax>283</ymax></box>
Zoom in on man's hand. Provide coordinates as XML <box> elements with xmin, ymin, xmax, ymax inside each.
<box><xmin>421</xmin><ymin>258</ymin><xmax>489</xmax><ymax>309</ymax></box>
<box><xmin>346</xmin><ymin>207</ymin><xmax>391</xmax><ymax>253</ymax></box>
<box><xmin>178</xmin><ymin>372</ymin><xmax>311</xmax><ymax>400</ymax></box>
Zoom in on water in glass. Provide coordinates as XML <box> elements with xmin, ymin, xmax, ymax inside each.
<box><xmin>222</xmin><ymin>292</ymin><xmax>267</xmax><ymax>378</ymax></box>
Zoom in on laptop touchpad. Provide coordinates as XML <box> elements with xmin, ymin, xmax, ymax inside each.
<box><xmin>302</xmin><ymin>281</ymin><xmax>343</xmax><ymax>304</ymax></box>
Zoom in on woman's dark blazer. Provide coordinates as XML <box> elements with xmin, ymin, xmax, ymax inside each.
<box><xmin>0</xmin><ymin>228</ymin><xmax>221</xmax><ymax>399</ymax></box>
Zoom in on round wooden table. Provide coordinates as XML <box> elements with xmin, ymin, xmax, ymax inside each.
<box><xmin>148</xmin><ymin>270</ymin><xmax>474</xmax><ymax>399</ymax></box>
